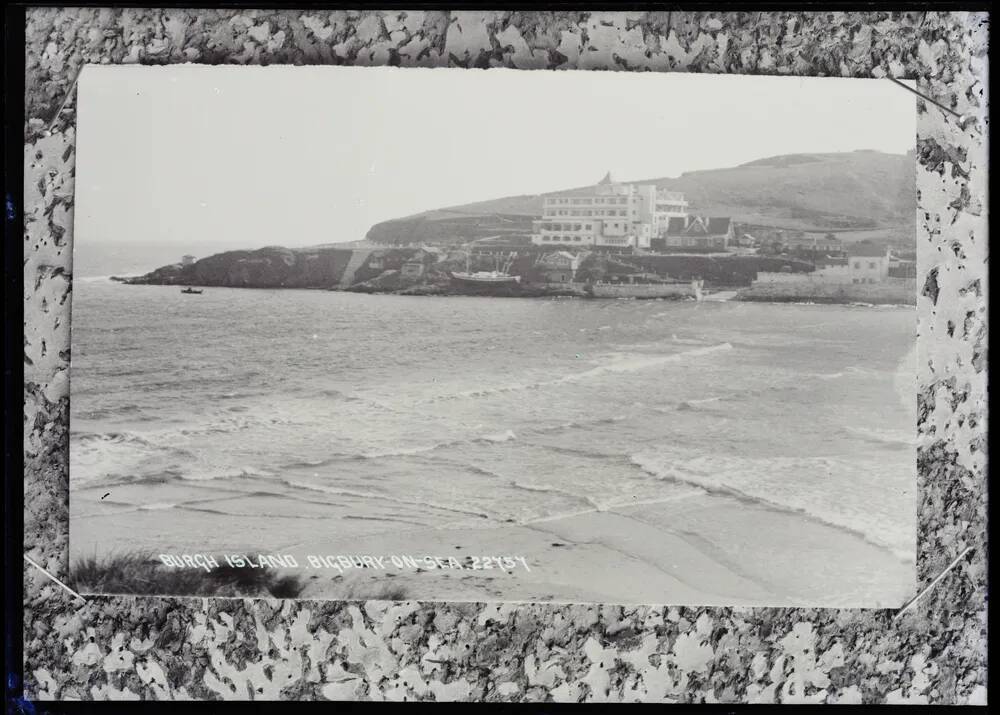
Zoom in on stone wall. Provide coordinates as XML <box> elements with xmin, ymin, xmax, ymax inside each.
<box><xmin>586</xmin><ymin>282</ymin><xmax>696</xmax><ymax>299</ymax></box>
<box><xmin>737</xmin><ymin>278</ymin><xmax>918</xmax><ymax>305</ymax></box>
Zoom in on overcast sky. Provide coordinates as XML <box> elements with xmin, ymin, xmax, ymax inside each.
<box><xmin>75</xmin><ymin>65</ymin><xmax>915</xmax><ymax>251</ymax></box>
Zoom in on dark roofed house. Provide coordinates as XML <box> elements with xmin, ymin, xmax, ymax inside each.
<box><xmin>663</xmin><ymin>215</ymin><xmax>734</xmax><ymax>250</ymax></box>
<box><xmin>707</xmin><ymin>218</ymin><xmax>732</xmax><ymax>236</ymax></box>
<box><xmin>666</xmin><ymin>216</ymin><xmax>689</xmax><ymax>234</ymax></box>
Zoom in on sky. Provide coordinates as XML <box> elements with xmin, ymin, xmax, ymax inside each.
<box><xmin>74</xmin><ymin>64</ymin><xmax>916</xmax><ymax>254</ymax></box>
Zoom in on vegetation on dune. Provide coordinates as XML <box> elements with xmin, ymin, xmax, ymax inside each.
<box><xmin>69</xmin><ymin>552</ymin><xmax>307</xmax><ymax>598</ymax></box>
<box><xmin>332</xmin><ymin>579</ymin><xmax>411</xmax><ymax>602</ymax></box>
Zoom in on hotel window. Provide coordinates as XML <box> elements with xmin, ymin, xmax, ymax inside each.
<box><xmin>868</xmin><ymin>262</ymin><xmax>876</xmax><ymax>269</ymax></box>
<box><xmin>853</xmin><ymin>261</ymin><xmax>861</xmax><ymax>269</ymax></box>
<box><xmin>574</xmin><ymin>224</ymin><xmax>581</xmax><ymax>231</ymax></box>
<box><xmin>574</xmin><ymin>237</ymin><xmax>581</xmax><ymax>242</ymax></box>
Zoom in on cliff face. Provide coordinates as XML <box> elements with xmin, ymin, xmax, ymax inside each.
<box><xmin>123</xmin><ymin>246</ymin><xmax>357</xmax><ymax>288</ymax></box>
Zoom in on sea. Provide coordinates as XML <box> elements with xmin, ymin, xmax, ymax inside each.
<box><xmin>70</xmin><ymin>279</ymin><xmax>917</xmax><ymax>562</ymax></box>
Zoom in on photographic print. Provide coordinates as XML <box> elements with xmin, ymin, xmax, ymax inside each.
<box><xmin>69</xmin><ymin>65</ymin><xmax>917</xmax><ymax>607</ymax></box>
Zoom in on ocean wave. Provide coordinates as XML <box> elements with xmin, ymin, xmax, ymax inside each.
<box><xmin>282</xmin><ymin>480</ymin><xmax>495</xmax><ymax>521</ymax></box>
<box><xmin>421</xmin><ymin>342</ymin><xmax>734</xmax><ymax>404</ymax></box>
<box><xmin>70</xmin><ymin>431</ymin><xmax>193</xmax><ymax>485</ymax></box>
<box><xmin>73</xmin><ymin>430</ymin><xmax>154</xmax><ymax>446</ymax></box>
<box><xmin>533</xmin><ymin>415</ymin><xmax>628</xmax><ymax>434</ymax></box>
<box><xmin>844</xmin><ymin>426</ymin><xmax>917</xmax><ymax>447</ymax></box>
<box><xmin>285</xmin><ymin>430</ymin><xmax>520</xmax><ymax>463</ymax></box>
<box><xmin>845</xmin><ymin>366</ymin><xmax>884</xmax><ymax>377</ymax></box>
<box><xmin>532</xmin><ymin>443</ymin><xmax>627</xmax><ymax>461</ymax></box>
<box><xmin>480</xmin><ymin>429</ymin><xmax>517</xmax><ymax>444</ymax></box>
<box><xmin>509</xmin><ymin>481</ymin><xmax>602</xmax><ymax>510</ymax></box>
<box><xmin>629</xmin><ymin>452</ymin><xmax>914</xmax><ymax>562</ymax></box>
<box><xmin>675</xmin><ymin>396</ymin><xmax>723</xmax><ymax>411</ymax></box>
<box><xmin>177</xmin><ymin>467</ymin><xmax>274</xmax><ymax>482</ymax></box>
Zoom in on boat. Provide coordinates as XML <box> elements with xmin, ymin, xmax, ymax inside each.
<box><xmin>181</xmin><ymin>287</ymin><xmax>204</xmax><ymax>294</ymax></box>
<box><xmin>449</xmin><ymin>251</ymin><xmax>521</xmax><ymax>285</ymax></box>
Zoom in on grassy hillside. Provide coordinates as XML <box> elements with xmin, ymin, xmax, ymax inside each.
<box><xmin>367</xmin><ymin>150</ymin><xmax>915</xmax><ymax>245</ymax></box>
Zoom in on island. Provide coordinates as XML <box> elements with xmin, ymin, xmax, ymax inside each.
<box><xmin>117</xmin><ymin>151</ymin><xmax>917</xmax><ymax>305</ymax></box>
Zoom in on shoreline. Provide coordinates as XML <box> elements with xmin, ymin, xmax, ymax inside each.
<box><xmin>71</xmin><ymin>482</ymin><xmax>913</xmax><ymax>608</ymax></box>
<box><xmin>107</xmin><ymin>279</ymin><xmax>916</xmax><ymax>306</ymax></box>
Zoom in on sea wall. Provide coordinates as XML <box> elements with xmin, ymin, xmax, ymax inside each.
<box><xmin>584</xmin><ymin>283</ymin><xmax>695</xmax><ymax>299</ymax></box>
<box><xmin>735</xmin><ymin>278</ymin><xmax>917</xmax><ymax>305</ymax></box>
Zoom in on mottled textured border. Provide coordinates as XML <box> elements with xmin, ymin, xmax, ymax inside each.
<box><xmin>23</xmin><ymin>9</ymin><xmax>987</xmax><ymax>703</ymax></box>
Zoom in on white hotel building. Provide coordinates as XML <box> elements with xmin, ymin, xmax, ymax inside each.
<box><xmin>531</xmin><ymin>173</ymin><xmax>688</xmax><ymax>250</ymax></box>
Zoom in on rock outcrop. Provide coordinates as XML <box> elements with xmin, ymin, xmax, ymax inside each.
<box><xmin>123</xmin><ymin>246</ymin><xmax>356</xmax><ymax>288</ymax></box>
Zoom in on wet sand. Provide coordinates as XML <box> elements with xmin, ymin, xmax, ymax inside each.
<box><xmin>72</xmin><ymin>483</ymin><xmax>913</xmax><ymax>608</ymax></box>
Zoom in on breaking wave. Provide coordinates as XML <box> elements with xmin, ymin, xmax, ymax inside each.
<box><xmin>281</xmin><ymin>480</ymin><xmax>495</xmax><ymax>521</ymax></box>
<box><xmin>844</xmin><ymin>426</ymin><xmax>917</xmax><ymax>447</ymax></box>
<box><xmin>629</xmin><ymin>452</ymin><xmax>914</xmax><ymax>563</ymax></box>
<box><xmin>421</xmin><ymin>343</ymin><xmax>734</xmax><ymax>403</ymax></box>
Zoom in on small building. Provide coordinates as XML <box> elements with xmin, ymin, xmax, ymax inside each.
<box><xmin>662</xmin><ymin>216</ymin><xmax>734</xmax><ymax>250</ymax></box>
<box><xmin>537</xmin><ymin>250</ymin><xmax>581</xmax><ymax>283</ymax></box>
<box><xmin>786</xmin><ymin>233</ymin><xmax>844</xmax><ymax>255</ymax></box>
<box><xmin>181</xmin><ymin>254</ymin><xmax>196</xmax><ymax>266</ymax></box>
<box><xmin>844</xmin><ymin>243</ymin><xmax>891</xmax><ymax>283</ymax></box>
<box><xmin>400</xmin><ymin>260</ymin><xmax>426</xmax><ymax>279</ymax></box>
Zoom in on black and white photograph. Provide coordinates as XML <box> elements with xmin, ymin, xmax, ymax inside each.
<box><xmin>69</xmin><ymin>65</ymin><xmax>917</xmax><ymax>607</ymax></box>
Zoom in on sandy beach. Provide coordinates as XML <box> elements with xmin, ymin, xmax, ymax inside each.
<box><xmin>72</xmin><ymin>477</ymin><xmax>913</xmax><ymax>608</ymax></box>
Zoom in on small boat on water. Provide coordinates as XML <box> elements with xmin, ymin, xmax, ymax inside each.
<box><xmin>181</xmin><ymin>287</ymin><xmax>204</xmax><ymax>294</ymax></box>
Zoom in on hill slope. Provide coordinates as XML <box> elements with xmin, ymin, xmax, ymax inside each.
<box><xmin>366</xmin><ymin>150</ymin><xmax>915</xmax><ymax>245</ymax></box>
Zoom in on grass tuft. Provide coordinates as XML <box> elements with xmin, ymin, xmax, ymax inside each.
<box><xmin>69</xmin><ymin>552</ymin><xmax>306</xmax><ymax>598</ymax></box>
<box><xmin>336</xmin><ymin>580</ymin><xmax>410</xmax><ymax>601</ymax></box>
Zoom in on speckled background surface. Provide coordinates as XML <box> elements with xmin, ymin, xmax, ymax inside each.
<box><xmin>23</xmin><ymin>9</ymin><xmax>987</xmax><ymax>703</ymax></box>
